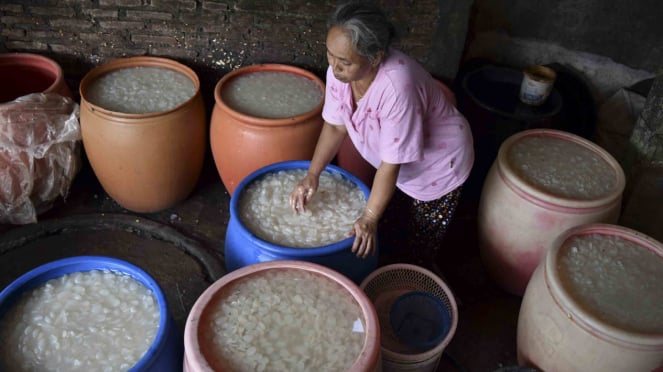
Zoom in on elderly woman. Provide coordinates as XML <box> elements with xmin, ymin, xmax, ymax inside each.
<box><xmin>289</xmin><ymin>1</ymin><xmax>474</xmax><ymax>264</ymax></box>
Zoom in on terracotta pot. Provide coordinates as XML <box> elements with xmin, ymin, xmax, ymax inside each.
<box><xmin>478</xmin><ymin>129</ymin><xmax>625</xmax><ymax>296</ymax></box>
<box><xmin>210</xmin><ymin>64</ymin><xmax>324</xmax><ymax>195</ymax></box>
<box><xmin>183</xmin><ymin>260</ymin><xmax>381</xmax><ymax>372</ymax></box>
<box><xmin>517</xmin><ymin>224</ymin><xmax>663</xmax><ymax>371</ymax></box>
<box><xmin>0</xmin><ymin>53</ymin><xmax>72</xmax><ymax>103</ymax></box>
<box><xmin>79</xmin><ymin>56</ymin><xmax>206</xmax><ymax>213</ymax></box>
<box><xmin>0</xmin><ymin>54</ymin><xmax>78</xmax><ymax>224</ymax></box>
<box><xmin>336</xmin><ymin>79</ymin><xmax>457</xmax><ymax>188</ymax></box>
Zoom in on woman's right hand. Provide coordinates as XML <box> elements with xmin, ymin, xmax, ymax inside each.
<box><xmin>289</xmin><ymin>173</ymin><xmax>319</xmax><ymax>214</ymax></box>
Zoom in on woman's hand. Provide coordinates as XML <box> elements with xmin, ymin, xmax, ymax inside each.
<box><xmin>349</xmin><ymin>162</ymin><xmax>400</xmax><ymax>258</ymax></box>
<box><xmin>288</xmin><ymin>173</ymin><xmax>319</xmax><ymax>214</ymax></box>
<box><xmin>350</xmin><ymin>208</ymin><xmax>380</xmax><ymax>258</ymax></box>
<box><xmin>289</xmin><ymin>122</ymin><xmax>347</xmax><ymax>214</ymax></box>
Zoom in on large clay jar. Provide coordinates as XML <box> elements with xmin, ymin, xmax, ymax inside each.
<box><xmin>518</xmin><ymin>224</ymin><xmax>663</xmax><ymax>371</ymax></box>
<box><xmin>336</xmin><ymin>79</ymin><xmax>457</xmax><ymax>188</ymax></box>
<box><xmin>0</xmin><ymin>53</ymin><xmax>79</xmax><ymax>224</ymax></box>
<box><xmin>210</xmin><ymin>64</ymin><xmax>324</xmax><ymax>195</ymax></box>
<box><xmin>0</xmin><ymin>53</ymin><xmax>72</xmax><ymax>103</ymax></box>
<box><xmin>79</xmin><ymin>56</ymin><xmax>206</xmax><ymax>213</ymax></box>
<box><xmin>478</xmin><ymin>129</ymin><xmax>625</xmax><ymax>296</ymax></box>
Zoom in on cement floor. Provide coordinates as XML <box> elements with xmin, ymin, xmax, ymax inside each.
<box><xmin>0</xmin><ymin>154</ymin><xmax>523</xmax><ymax>372</ymax></box>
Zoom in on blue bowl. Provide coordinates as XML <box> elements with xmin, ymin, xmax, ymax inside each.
<box><xmin>390</xmin><ymin>291</ymin><xmax>451</xmax><ymax>351</ymax></box>
<box><xmin>0</xmin><ymin>256</ymin><xmax>182</xmax><ymax>371</ymax></box>
<box><xmin>225</xmin><ymin>160</ymin><xmax>377</xmax><ymax>284</ymax></box>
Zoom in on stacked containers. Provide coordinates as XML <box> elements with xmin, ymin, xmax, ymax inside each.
<box><xmin>0</xmin><ymin>53</ymin><xmax>79</xmax><ymax>224</ymax></box>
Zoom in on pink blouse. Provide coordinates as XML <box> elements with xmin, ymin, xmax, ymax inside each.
<box><xmin>322</xmin><ymin>49</ymin><xmax>474</xmax><ymax>201</ymax></box>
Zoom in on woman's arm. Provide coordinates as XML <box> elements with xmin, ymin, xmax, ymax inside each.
<box><xmin>307</xmin><ymin>122</ymin><xmax>348</xmax><ymax>178</ymax></box>
<box><xmin>289</xmin><ymin>122</ymin><xmax>348</xmax><ymax>213</ymax></box>
<box><xmin>351</xmin><ymin>161</ymin><xmax>400</xmax><ymax>257</ymax></box>
<box><xmin>365</xmin><ymin>161</ymin><xmax>399</xmax><ymax>221</ymax></box>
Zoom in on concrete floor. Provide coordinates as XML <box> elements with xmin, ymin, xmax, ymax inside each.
<box><xmin>0</xmin><ymin>151</ymin><xmax>524</xmax><ymax>372</ymax></box>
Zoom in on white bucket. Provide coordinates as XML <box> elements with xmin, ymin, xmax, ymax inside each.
<box><xmin>519</xmin><ymin>65</ymin><xmax>556</xmax><ymax>106</ymax></box>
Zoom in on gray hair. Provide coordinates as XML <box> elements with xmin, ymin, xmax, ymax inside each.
<box><xmin>327</xmin><ymin>1</ymin><xmax>396</xmax><ymax>64</ymax></box>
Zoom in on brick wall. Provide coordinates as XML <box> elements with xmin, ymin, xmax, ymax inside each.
<box><xmin>0</xmin><ymin>0</ymin><xmax>439</xmax><ymax>106</ymax></box>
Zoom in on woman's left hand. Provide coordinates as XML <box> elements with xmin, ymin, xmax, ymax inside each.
<box><xmin>350</xmin><ymin>209</ymin><xmax>379</xmax><ymax>258</ymax></box>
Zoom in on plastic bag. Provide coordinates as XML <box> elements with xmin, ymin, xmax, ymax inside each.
<box><xmin>593</xmin><ymin>87</ymin><xmax>647</xmax><ymax>166</ymax></box>
<box><xmin>0</xmin><ymin>93</ymin><xmax>81</xmax><ymax>224</ymax></box>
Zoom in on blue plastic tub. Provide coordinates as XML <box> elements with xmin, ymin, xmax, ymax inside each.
<box><xmin>0</xmin><ymin>256</ymin><xmax>182</xmax><ymax>371</ymax></box>
<box><xmin>225</xmin><ymin>160</ymin><xmax>377</xmax><ymax>284</ymax></box>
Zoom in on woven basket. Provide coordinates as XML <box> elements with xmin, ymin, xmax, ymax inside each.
<box><xmin>360</xmin><ymin>264</ymin><xmax>458</xmax><ymax>372</ymax></box>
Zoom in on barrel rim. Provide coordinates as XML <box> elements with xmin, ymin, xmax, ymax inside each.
<box><xmin>0</xmin><ymin>52</ymin><xmax>67</xmax><ymax>102</ymax></box>
<box><xmin>212</xmin><ymin>63</ymin><xmax>325</xmax><ymax>127</ymax></box>
<box><xmin>461</xmin><ymin>64</ymin><xmax>563</xmax><ymax>120</ymax></box>
<box><xmin>228</xmin><ymin>160</ymin><xmax>371</xmax><ymax>257</ymax></box>
<box><xmin>183</xmin><ymin>259</ymin><xmax>381</xmax><ymax>371</ymax></box>
<box><xmin>0</xmin><ymin>255</ymin><xmax>173</xmax><ymax>371</ymax></box>
<box><xmin>79</xmin><ymin>56</ymin><xmax>202</xmax><ymax>119</ymax></box>
<box><xmin>496</xmin><ymin>129</ymin><xmax>626</xmax><ymax>210</ymax></box>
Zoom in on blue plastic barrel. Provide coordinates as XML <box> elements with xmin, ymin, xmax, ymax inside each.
<box><xmin>225</xmin><ymin>160</ymin><xmax>377</xmax><ymax>284</ymax></box>
<box><xmin>0</xmin><ymin>256</ymin><xmax>182</xmax><ymax>371</ymax></box>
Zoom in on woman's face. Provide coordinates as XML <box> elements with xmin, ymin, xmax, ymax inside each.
<box><xmin>326</xmin><ymin>26</ymin><xmax>374</xmax><ymax>83</ymax></box>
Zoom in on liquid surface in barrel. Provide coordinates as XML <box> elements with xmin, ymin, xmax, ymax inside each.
<box><xmin>239</xmin><ymin>169</ymin><xmax>366</xmax><ymax>248</ymax></box>
<box><xmin>220</xmin><ymin>71</ymin><xmax>323</xmax><ymax>119</ymax></box>
<box><xmin>508</xmin><ymin>135</ymin><xmax>617</xmax><ymax>199</ymax></box>
<box><xmin>86</xmin><ymin>66</ymin><xmax>196</xmax><ymax>114</ymax></box>
<box><xmin>203</xmin><ymin>268</ymin><xmax>365</xmax><ymax>371</ymax></box>
<box><xmin>0</xmin><ymin>269</ymin><xmax>160</xmax><ymax>371</ymax></box>
<box><xmin>558</xmin><ymin>233</ymin><xmax>663</xmax><ymax>333</ymax></box>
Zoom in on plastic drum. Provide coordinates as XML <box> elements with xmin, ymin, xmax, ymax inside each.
<box><xmin>0</xmin><ymin>256</ymin><xmax>182</xmax><ymax>371</ymax></box>
<box><xmin>225</xmin><ymin>160</ymin><xmax>376</xmax><ymax>284</ymax></box>
<box><xmin>478</xmin><ymin>129</ymin><xmax>625</xmax><ymax>295</ymax></box>
<box><xmin>184</xmin><ymin>260</ymin><xmax>381</xmax><ymax>371</ymax></box>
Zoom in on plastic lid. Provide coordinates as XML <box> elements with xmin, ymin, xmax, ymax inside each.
<box><xmin>389</xmin><ymin>291</ymin><xmax>451</xmax><ymax>351</ymax></box>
